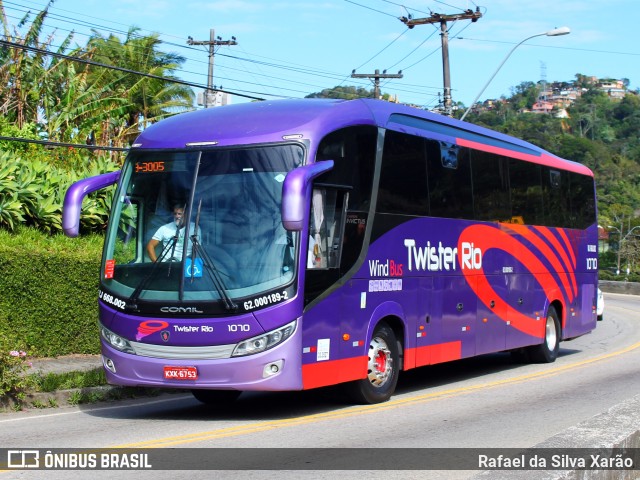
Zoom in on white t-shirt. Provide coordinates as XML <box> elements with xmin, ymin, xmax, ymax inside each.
<box><xmin>152</xmin><ymin>222</ymin><xmax>201</xmax><ymax>261</ymax></box>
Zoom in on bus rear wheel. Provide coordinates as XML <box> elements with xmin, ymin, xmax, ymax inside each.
<box><xmin>527</xmin><ymin>306</ymin><xmax>560</xmax><ymax>363</ymax></box>
<box><xmin>191</xmin><ymin>389</ymin><xmax>241</xmax><ymax>405</ymax></box>
<box><xmin>344</xmin><ymin>322</ymin><xmax>400</xmax><ymax>404</ymax></box>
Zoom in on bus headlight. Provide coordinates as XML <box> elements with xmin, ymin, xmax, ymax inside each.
<box><xmin>100</xmin><ymin>325</ymin><xmax>135</xmax><ymax>354</ymax></box>
<box><xmin>232</xmin><ymin>320</ymin><xmax>296</xmax><ymax>357</ymax></box>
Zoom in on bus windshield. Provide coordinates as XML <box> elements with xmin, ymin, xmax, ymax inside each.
<box><xmin>102</xmin><ymin>144</ymin><xmax>304</xmax><ymax>306</ymax></box>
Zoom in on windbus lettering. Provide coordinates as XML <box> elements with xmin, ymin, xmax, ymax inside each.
<box><xmin>368</xmin><ymin>259</ymin><xmax>403</xmax><ymax>277</ymax></box>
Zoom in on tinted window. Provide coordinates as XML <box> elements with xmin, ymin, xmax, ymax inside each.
<box><xmin>543</xmin><ymin>167</ymin><xmax>570</xmax><ymax>227</ymax></box>
<box><xmin>428</xmin><ymin>142</ymin><xmax>473</xmax><ymax>219</ymax></box>
<box><xmin>315</xmin><ymin>126</ymin><xmax>377</xmax><ymax>275</ymax></box>
<box><xmin>379</xmin><ymin>130</ymin><xmax>429</xmax><ymax>216</ymax></box>
<box><xmin>569</xmin><ymin>173</ymin><xmax>596</xmax><ymax>229</ymax></box>
<box><xmin>316</xmin><ymin>126</ymin><xmax>377</xmax><ymax>212</ymax></box>
<box><xmin>472</xmin><ymin>150</ymin><xmax>511</xmax><ymax>222</ymax></box>
<box><xmin>373</xmin><ymin>127</ymin><xmax>594</xmax><ymax>230</ymax></box>
<box><xmin>510</xmin><ymin>159</ymin><xmax>544</xmax><ymax>225</ymax></box>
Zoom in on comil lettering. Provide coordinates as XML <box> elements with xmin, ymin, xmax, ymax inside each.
<box><xmin>404</xmin><ymin>239</ymin><xmax>482</xmax><ymax>272</ymax></box>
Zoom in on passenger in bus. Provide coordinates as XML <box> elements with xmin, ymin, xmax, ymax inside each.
<box><xmin>146</xmin><ymin>205</ymin><xmax>201</xmax><ymax>262</ymax></box>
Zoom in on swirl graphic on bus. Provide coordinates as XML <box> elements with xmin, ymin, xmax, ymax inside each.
<box><xmin>136</xmin><ymin>320</ymin><xmax>169</xmax><ymax>341</ymax></box>
<box><xmin>458</xmin><ymin>223</ymin><xmax>577</xmax><ymax>338</ymax></box>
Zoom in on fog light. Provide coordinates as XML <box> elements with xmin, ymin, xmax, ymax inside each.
<box><xmin>263</xmin><ymin>360</ymin><xmax>284</xmax><ymax>378</ymax></box>
<box><xmin>103</xmin><ymin>355</ymin><xmax>116</xmax><ymax>374</ymax></box>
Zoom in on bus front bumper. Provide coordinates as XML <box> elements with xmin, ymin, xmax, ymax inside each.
<box><xmin>99</xmin><ymin>329</ymin><xmax>303</xmax><ymax>392</ymax></box>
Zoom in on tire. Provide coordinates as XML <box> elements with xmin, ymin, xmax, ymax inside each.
<box><xmin>344</xmin><ymin>323</ymin><xmax>400</xmax><ymax>404</ymax></box>
<box><xmin>527</xmin><ymin>306</ymin><xmax>561</xmax><ymax>363</ymax></box>
<box><xmin>191</xmin><ymin>389</ymin><xmax>241</xmax><ymax>405</ymax></box>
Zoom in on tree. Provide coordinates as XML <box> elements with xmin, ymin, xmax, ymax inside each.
<box><xmin>306</xmin><ymin>85</ymin><xmax>374</xmax><ymax>100</ymax></box>
<box><xmin>86</xmin><ymin>27</ymin><xmax>195</xmax><ymax>146</ymax></box>
<box><xmin>0</xmin><ymin>0</ymin><xmax>55</xmax><ymax>128</ymax></box>
<box><xmin>509</xmin><ymin>81</ymin><xmax>539</xmax><ymax>110</ymax></box>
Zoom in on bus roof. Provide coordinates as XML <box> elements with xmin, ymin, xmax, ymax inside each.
<box><xmin>133</xmin><ymin>99</ymin><xmax>592</xmax><ymax>177</ymax></box>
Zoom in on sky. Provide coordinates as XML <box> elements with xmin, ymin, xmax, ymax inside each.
<box><xmin>4</xmin><ymin>0</ymin><xmax>640</xmax><ymax>110</ymax></box>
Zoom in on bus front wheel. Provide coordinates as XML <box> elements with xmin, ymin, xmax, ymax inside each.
<box><xmin>527</xmin><ymin>306</ymin><xmax>560</xmax><ymax>363</ymax></box>
<box><xmin>344</xmin><ymin>322</ymin><xmax>400</xmax><ymax>404</ymax></box>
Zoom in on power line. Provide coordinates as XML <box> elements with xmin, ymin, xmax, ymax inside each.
<box><xmin>353</xmin><ymin>29</ymin><xmax>409</xmax><ymax>72</ymax></box>
<box><xmin>0</xmin><ymin>37</ymin><xmax>266</xmax><ymax>101</ymax></box>
<box><xmin>3</xmin><ymin>1</ymin><xmax>452</xmax><ymax>107</ymax></box>
<box><xmin>0</xmin><ymin>135</ymin><xmax>128</xmax><ymax>151</ymax></box>
<box><xmin>187</xmin><ymin>29</ymin><xmax>237</xmax><ymax>108</ymax></box>
<box><xmin>2</xmin><ymin>2</ymin><xmax>345</xmax><ymax>97</ymax></box>
<box><xmin>343</xmin><ymin>0</ymin><xmax>398</xmax><ymax>18</ymax></box>
<box><xmin>400</xmin><ymin>8</ymin><xmax>483</xmax><ymax>115</ymax></box>
<box><xmin>351</xmin><ymin>69</ymin><xmax>403</xmax><ymax>98</ymax></box>
<box><xmin>3</xmin><ymin>6</ymin><xmax>408</xmax><ymax>99</ymax></box>
<box><xmin>454</xmin><ymin>36</ymin><xmax>640</xmax><ymax>57</ymax></box>
<box><xmin>385</xmin><ymin>27</ymin><xmax>438</xmax><ymax>71</ymax></box>
<box><xmin>3</xmin><ymin>0</ymin><xmax>444</xmax><ymax>104</ymax></box>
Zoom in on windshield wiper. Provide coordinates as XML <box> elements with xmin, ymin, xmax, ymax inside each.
<box><xmin>127</xmin><ymin>236</ymin><xmax>179</xmax><ymax>310</ymax></box>
<box><xmin>190</xmin><ymin>200</ymin><xmax>237</xmax><ymax>311</ymax></box>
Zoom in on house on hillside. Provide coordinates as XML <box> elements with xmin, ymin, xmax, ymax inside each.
<box><xmin>598</xmin><ymin>79</ymin><xmax>626</xmax><ymax>99</ymax></box>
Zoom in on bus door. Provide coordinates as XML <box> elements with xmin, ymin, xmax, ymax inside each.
<box><xmin>414</xmin><ymin>276</ymin><xmax>434</xmax><ymax>367</ymax></box>
<box><xmin>438</xmin><ymin>275</ymin><xmax>476</xmax><ymax>360</ymax></box>
<box><xmin>506</xmin><ymin>273</ymin><xmax>547</xmax><ymax>349</ymax></box>
<box><xmin>475</xmin><ymin>273</ymin><xmax>508</xmax><ymax>355</ymax></box>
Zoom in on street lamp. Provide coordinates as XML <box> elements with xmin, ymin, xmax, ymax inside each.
<box><xmin>460</xmin><ymin>26</ymin><xmax>570</xmax><ymax>121</ymax></box>
<box><xmin>607</xmin><ymin>224</ymin><xmax>640</xmax><ymax>275</ymax></box>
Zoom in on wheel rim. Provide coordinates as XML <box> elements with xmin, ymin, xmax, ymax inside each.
<box><xmin>545</xmin><ymin>315</ymin><xmax>557</xmax><ymax>350</ymax></box>
<box><xmin>367</xmin><ymin>335</ymin><xmax>393</xmax><ymax>387</ymax></box>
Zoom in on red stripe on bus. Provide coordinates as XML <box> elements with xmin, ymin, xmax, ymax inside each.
<box><xmin>302</xmin><ymin>356</ymin><xmax>368</xmax><ymax>390</ymax></box>
<box><xmin>411</xmin><ymin>341</ymin><xmax>463</xmax><ymax>368</ymax></box>
<box><xmin>505</xmin><ymin>223</ymin><xmax>576</xmax><ymax>303</ymax></box>
<box><xmin>459</xmin><ymin>224</ymin><xmax>563</xmax><ymax>338</ymax></box>
<box><xmin>456</xmin><ymin>138</ymin><xmax>593</xmax><ymax>177</ymax></box>
<box><xmin>557</xmin><ymin>228</ymin><xmax>578</xmax><ymax>269</ymax></box>
<box><xmin>534</xmin><ymin>226</ymin><xmax>578</xmax><ymax>298</ymax></box>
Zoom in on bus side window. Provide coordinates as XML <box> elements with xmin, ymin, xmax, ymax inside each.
<box><xmin>428</xmin><ymin>141</ymin><xmax>473</xmax><ymax>219</ymax></box>
<box><xmin>308</xmin><ymin>188</ymin><xmax>346</xmax><ymax>269</ymax></box>
<box><xmin>113</xmin><ymin>198</ymin><xmax>140</xmax><ymax>264</ymax></box>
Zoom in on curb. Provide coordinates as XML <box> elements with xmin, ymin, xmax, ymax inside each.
<box><xmin>472</xmin><ymin>394</ymin><xmax>640</xmax><ymax>479</ymax></box>
<box><xmin>1</xmin><ymin>385</ymin><xmax>157</xmax><ymax>412</ymax></box>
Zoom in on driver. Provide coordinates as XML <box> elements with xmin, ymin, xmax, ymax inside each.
<box><xmin>146</xmin><ymin>205</ymin><xmax>201</xmax><ymax>262</ymax></box>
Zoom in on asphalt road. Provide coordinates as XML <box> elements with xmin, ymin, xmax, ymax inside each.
<box><xmin>2</xmin><ymin>292</ymin><xmax>639</xmax><ymax>480</ymax></box>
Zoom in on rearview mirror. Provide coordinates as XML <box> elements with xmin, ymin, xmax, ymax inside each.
<box><xmin>63</xmin><ymin>171</ymin><xmax>121</xmax><ymax>237</ymax></box>
<box><xmin>281</xmin><ymin>160</ymin><xmax>334</xmax><ymax>231</ymax></box>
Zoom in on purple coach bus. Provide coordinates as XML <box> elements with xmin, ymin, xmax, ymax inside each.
<box><xmin>63</xmin><ymin>99</ymin><xmax>598</xmax><ymax>404</ymax></box>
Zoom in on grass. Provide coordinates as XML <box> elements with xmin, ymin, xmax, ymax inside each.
<box><xmin>27</xmin><ymin>368</ymin><xmax>107</xmax><ymax>392</ymax></box>
<box><xmin>66</xmin><ymin>386</ymin><xmax>163</xmax><ymax>406</ymax></box>
<box><xmin>0</xmin><ymin>367</ymin><xmax>166</xmax><ymax>411</ymax></box>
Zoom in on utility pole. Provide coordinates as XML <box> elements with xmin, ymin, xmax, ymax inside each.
<box><xmin>400</xmin><ymin>8</ymin><xmax>482</xmax><ymax>116</ymax></box>
<box><xmin>351</xmin><ymin>69</ymin><xmax>403</xmax><ymax>99</ymax></box>
<box><xmin>187</xmin><ymin>29</ymin><xmax>237</xmax><ymax>108</ymax></box>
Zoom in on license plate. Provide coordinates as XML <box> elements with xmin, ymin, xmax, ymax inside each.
<box><xmin>163</xmin><ymin>366</ymin><xmax>198</xmax><ymax>380</ymax></box>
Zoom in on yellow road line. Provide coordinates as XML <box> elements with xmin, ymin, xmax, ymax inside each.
<box><xmin>116</xmin><ymin>340</ymin><xmax>640</xmax><ymax>448</ymax></box>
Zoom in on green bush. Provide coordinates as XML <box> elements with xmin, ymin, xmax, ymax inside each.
<box><xmin>0</xmin><ymin>228</ymin><xmax>103</xmax><ymax>356</ymax></box>
<box><xmin>0</xmin><ymin>151</ymin><xmax>119</xmax><ymax>235</ymax></box>
<box><xmin>599</xmin><ymin>270</ymin><xmax>615</xmax><ymax>280</ymax></box>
